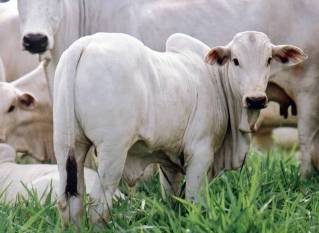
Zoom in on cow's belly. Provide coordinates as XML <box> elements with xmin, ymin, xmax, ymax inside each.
<box><xmin>123</xmin><ymin>140</ymin><xmax>183</xmax><ymax>186</ymax></box>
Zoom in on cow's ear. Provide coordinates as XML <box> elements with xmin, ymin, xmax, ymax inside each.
<box><xmin>18</xmin><ymin>93</ymin><xmax>37</xmax><ymax>110</ymax></box>
<box><xmin>205</xmin><ymin>46</ymin><xmax>230</xmax><ymax>66</ymax></box>
<box><xmin>272</xmin><ymin>45</ymin><xmax>307</xmax><ymax>66</ymax></box>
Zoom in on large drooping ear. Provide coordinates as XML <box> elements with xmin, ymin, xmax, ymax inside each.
<box><xmin>205</xmin><ymin>46</ymin><xmax>231</xmax><ymax>66</ymax></box>
<box><xmin>18</xmin><ymin>92</ymin><xmax>37</xmax><ymax>110</ymax></box>
<box><xmin>272</xmin><ymin>45</ymin><xmax>307</xmax><ymax>66</ymax></box>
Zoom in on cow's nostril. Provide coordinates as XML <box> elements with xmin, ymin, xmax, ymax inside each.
<box><xmin>246</xmin><ymin>96</ymin><xmax>267</xmax><ymax>110</ymax></box>
<box><xmin>22</xmin><ymin>33</ymin><xmax>48</xmax><ymax>54</ymax></box>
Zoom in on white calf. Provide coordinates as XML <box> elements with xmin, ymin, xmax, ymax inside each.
<box><xmin>54</xmin><ymin>32</ymin><xmax>306</xmax><ymax>225</ymax></box>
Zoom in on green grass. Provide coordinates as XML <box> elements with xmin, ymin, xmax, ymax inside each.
<box><xmin>1</xmin><ymin>148</ymin><xmax>319</xmax><ymax>233</ymax></box>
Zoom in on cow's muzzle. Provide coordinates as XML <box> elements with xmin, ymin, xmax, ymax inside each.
<box><xmin>245</xmin><ymin>95</ymin><xmax>268</xmax><ymax>110</ymax></box>
<box><xmin>23</xmin><ymin>33</ymin><xmax>48</xmax><ymax>54</ymax></box>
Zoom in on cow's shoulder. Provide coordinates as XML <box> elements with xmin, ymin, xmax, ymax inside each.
<box><xmin>165</xmin><ymin>33</ymin><xmax>210</xmax><ymax>57</ymax></box>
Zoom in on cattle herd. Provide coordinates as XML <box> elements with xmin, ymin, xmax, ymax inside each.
<box><xmin>0</xmin><ymin>0</ymin><xmax>317</xmax><ymax>228</ymax></box>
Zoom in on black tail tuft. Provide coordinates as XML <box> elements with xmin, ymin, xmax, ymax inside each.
<box><xmin>65</xmin><ymin>149</ymin><xmax>78</xmax><ymax>197</ymax></box>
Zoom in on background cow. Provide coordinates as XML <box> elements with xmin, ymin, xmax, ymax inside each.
<box><xmin>0</xmin><ymin>60</ymin><xmax>53</xmax><ymax>162</ymax></box>
<box><xmin>0</xmin><ymin>0</ymin><xmax>37</xmax><ymax>82</ymax></box>
<box><xmin>0</xmin><ymin>143</ymin><xmax>118</xmax><ymax>203</ymax></box>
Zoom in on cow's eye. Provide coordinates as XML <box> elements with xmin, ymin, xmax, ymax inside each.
<box><xmin>267</xmin><ymin>57</ymin><xmax>272</xmax><ymax>66</ymax></box>
<box><xmin>7</xmin><ymin>105</ymin><xmax>15</xmax><ymax>113</ymax></box>
<box><xmin>233</xmin><ymin>58</ymin><xmax>240</xmax><ymax>66</ymax></box>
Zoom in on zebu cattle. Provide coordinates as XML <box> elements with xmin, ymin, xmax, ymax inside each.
<box><xmin>0</xmin><ymin>60</ymin><xmax>53</xmax><ymax>162</ymax></box>
<box><xmin>17</xmin><ymin>0</ymin><xmax>319</xmax><ymax>176</ymax></box>
<box><xmin>53</xmin><ymin>32</ymin><xmax>306</xmax><ymax>225</ymax></box>
<box><xmin>0</xmin><ymin>0</ymin><xmax>37</xmax><ymax>82</ymax></box>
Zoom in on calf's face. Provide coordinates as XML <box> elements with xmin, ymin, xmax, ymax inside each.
<box><xmin>0</xmin><ymin>83</ymin><xmax>37</xmax><ymax>141</ymax></box>
<box><xmin>18</xmin><ymin>0</ymin><xmax>63</xmax><ymax>54</ymax></box>
<box><xmin>205</xmin><ymin>31</ymin><xmax>307</xmax><ymax>111</ymax></box>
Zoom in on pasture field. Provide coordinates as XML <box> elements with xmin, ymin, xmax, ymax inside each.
<box><xmin>1</xmin><ymin>148</ymin><xmax>319</xmax><ymax>233</ymax></box>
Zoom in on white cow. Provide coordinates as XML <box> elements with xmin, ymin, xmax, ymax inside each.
<box><xmin>17</xmin><ymin>0</ymin><xmax>319</xmax><ymax>176</ymax></box>
<box><xmin>0</xmin><ymin>143</ymin><xmax>112</xmax><ymax>204</ymax></box>
<box><xmin>0</xmin><ymin>0</ymin><xmax>37</xmax><ymax>82</ymax></box>
<box><xmin>53</xmin><ymin>32</ymin><xmax>306</xmax><ymax>225</ymax></box>
<box><xmin>0</xmin><ymin>60</ymin><xmax>53</xmax><ymax>162</ymax></box>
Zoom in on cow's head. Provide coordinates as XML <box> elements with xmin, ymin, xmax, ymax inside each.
<box><xmin>17</xmin><ymin>0</ymin><xmax>63</xmax><ymax>54</ymax></box>
<box><xmin>205</xmin><ymin>31</ymin><xmax>306</xmax><ymax>115</ymax></box>
<box><xmin>0</xmin><ymin>82</ymin><xmax>37</xmax><ymax>142</ymax></box>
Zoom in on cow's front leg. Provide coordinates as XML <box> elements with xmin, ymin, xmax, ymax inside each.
<box><xmin>88</xmin><ymin>142</ymin><xmax>128</xmax><ymax>225</ymax></box>
<box><xmin>185</xmin><ymin>139</ymin><xmax>214</xmax><ymax>201</ymax></box>
<box><xmin>56</xmin><ymin>140</ymin><xmax>90</xmax><ymax>227</ymax></box>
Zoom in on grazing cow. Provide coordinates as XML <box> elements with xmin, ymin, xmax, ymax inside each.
<box><xmin>17</xmin><ymin>0</ymin><xmax>319</xmax><ymax>176</ymax></box>
<box><xmin>0</xmin><ymin>143</ymin><xmax>119</xmax><ymax>203</ymax></box>
<box><xmin>0</xmin><ymin>60</ymin><xmax>53</xmax><ymax>162</ymax></box>
<box><xmin>53</xmin><ymin>32</ymin><xmax>306</xmax><ymax>225</ymax></box>
<box><xmin>0</xmin><ymin>0</ymin><xmax>37</xmax><ymax>82</ymax></box>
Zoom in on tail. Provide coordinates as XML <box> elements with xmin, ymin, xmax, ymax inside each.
<box><xmin>54</xmin><ymin>39</ymin><xmax>89</xmax><ymax>197</ymax></box>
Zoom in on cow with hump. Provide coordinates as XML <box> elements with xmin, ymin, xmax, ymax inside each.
<box><xmin>17</xmin><ymin>0</ymin><xmax>319</xmax><ymax>177</ymax></box>
<box><xmin>53</xmin><ymin>32</ymin><xmax>306</xmax><ymax>225</ymax></box>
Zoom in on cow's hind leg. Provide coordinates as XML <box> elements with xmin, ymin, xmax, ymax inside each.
<box><xmin>56</xmin><ymin>140</ymin><xmax>90</xmax><ymax>227</ymax></box>
<box><xmin>88</xmin><ymin>142</ymin><xmax>128</xmax><ymax>224</ymax></box>
<box><xmin>159</xmin><ymin>166</ymin><xmax>182</xmax><ymax>198</ymax></box>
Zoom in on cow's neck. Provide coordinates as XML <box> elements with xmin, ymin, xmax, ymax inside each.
<box><xmin>82</xmin><ymin>0</ymin><xmax>136</xmax><ymax>34</ymax></box>
<box><xmin>216</xmin><ymin>66</ymin><xmax>253</xmax><ymax>171</ymax></box>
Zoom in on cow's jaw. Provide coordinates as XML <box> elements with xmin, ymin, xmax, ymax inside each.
<box><xmin>239</xmin><ymin>108</ymin><xmax>260</xmax><ymax>133</ymax></box>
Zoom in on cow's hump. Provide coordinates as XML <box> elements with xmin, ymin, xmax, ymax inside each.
<box><xmin>165</xmin><ymin>33</ymin><xmax>209</xmax><ymax>57</ymax></box>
